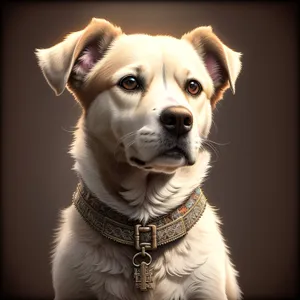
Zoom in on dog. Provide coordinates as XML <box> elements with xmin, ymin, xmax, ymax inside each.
<box><xmin>36</xmin><ymin>18</ymin><xmax>242</xmax><ymax>300</ymax></box>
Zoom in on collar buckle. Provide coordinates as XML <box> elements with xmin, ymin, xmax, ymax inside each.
<box><xmin>134</xmin><ymin>224</ymin><xmax>157</xmax><ymax>251</ymax></box>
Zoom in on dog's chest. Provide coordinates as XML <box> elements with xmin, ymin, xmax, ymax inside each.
<box><xmin>78</xmin><ymin>228</ymin><xmax>209</xmax><ymax>300</ymax></box>
<box><xmin>69</xmin><ymin>203</ymin><xmax>223</xmax><ymax>299</ymax></box>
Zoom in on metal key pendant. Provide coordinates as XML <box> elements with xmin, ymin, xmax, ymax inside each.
<box><xmin>134</xmin><ymin>262</ymin><xmax>153</xmax><ymax>291</ymax></box>
<box><xmin>133</xmin><ymin>251</ymin><xmax>153</xmax><ymax>291</ymax></box>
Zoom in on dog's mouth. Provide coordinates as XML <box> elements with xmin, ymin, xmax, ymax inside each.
<box><xmin>159</xmin><ymin>146</ymin><xmax>188</xmax><ymax>160</ymax></box>
<box><xmin>130</xmin><ymin>146</ymin><xmax>194</xmax><ymax>170</ymax></box>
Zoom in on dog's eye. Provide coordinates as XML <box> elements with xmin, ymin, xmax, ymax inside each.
<box><xmin>186</xmin><ymin>80</ymin><xmax>202</xmax><ymax>96</ymax></box>
<box><xmin>119</xmin><ymin>76</ymin><xmax>140</xmax><ymax>91</ymax></box>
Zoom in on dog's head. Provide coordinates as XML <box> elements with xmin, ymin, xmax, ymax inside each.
<box><xmin>36</xmin><ymin>18</ymin><xmax>242</xmax><ymax>174</ymax></box>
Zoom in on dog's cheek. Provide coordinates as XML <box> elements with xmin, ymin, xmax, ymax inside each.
<box><xmin>200</xmin><ymin>110</ymin><xmax>213</xmax><ymax>138</ymax></box>
<box><xmin>110</xmin><ymin>93</ymin><xmax>150</xmax><ymax>136</ymax></box>
<box><xmin>194</xmin><ymin>98</ymin><xmax>212</xmax><ymax>138</ymax></box>
<box><xmin>85</xmin><ymin>94</ymin><xmax>115</xmax><ymax>137</ymax></box>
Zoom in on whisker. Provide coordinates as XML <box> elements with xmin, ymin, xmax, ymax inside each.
<box><xmin>119</xmin><ymin>131</ymin><xmax>136</xmax><ymax>142</ymax></box>
<box><xmin>113</xmin><ymin>131</ymin><xmax>137</xmax><ymax>159</ymax></box>
<box><xmin>200</xmin><ymin>136</ymin><xmax>230</xmax><ymax>147</ymax></box>
<box><xmin>204</xmin><ymin>139</ymin><xmax>230</xmax><ymax>146</ymax></box>
<box><xmin>61</xmin><ymin>126</ymin><xmax>77</xmax><ymax>134</ymax></box>
<box><xmin>202</xmin><ymin>140</ymin><xmax>220</xmax><ymax>161</ymax></box>
<box><xmin>199</xmin><ymin>135</ymin><xmax>231</xmax><ymax>163</ymax></box>
<box><xmin>125</xmin><ymin>140</ymin><xmax>136</xmax><ymax>148</ymax></box>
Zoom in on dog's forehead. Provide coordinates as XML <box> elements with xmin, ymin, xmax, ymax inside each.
<box><xmin>108</xmin><ymin>34</ymin><xmax>202</xmax><ymax>68</ymax></box>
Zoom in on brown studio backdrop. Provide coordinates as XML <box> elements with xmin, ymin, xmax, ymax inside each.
<box><xmin>1</xmin><ymin>2</ymin><xmax>298</xmax><ymax>299</ymax></box>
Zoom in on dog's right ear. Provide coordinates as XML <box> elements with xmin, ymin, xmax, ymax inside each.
<box><xmin>182</xmin><ymin>26</ymin><xmax>242</xmax><ymax>108</ymax></box>
<box><xmin>35</xmin><ymin>18</ymin><xmax>122</xmax><ymax>96</ymax></box>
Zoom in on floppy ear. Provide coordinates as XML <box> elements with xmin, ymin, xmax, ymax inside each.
<box><xmin>35</xmin><ymin>18</ymin><xmax>122</xmax><ymax>96</ymax></box>
<box><xmin>182</xmin><ymin>26</ymin><xmax>242</xmax><ymax>108</ymax></box>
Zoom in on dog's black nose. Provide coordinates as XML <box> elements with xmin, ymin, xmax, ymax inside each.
<box><xmin>160</xmin><ymin>106</ymin><xmax>193</xmax><ymax>137</ymax></box>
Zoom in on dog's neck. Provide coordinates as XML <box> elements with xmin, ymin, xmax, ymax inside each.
<box><xmin>70</xmin><ymin>123</ymin><xmax>211</xmax><ymax>223</ymax></box>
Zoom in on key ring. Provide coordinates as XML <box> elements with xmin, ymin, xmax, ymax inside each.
<box><xmin>132</xmin><ymin>251</ymin><xmax>152</xmax><ymax>267</ymax></box>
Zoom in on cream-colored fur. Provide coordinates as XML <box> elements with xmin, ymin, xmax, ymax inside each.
<box><xmin>36</xmin><ymin>18</ymin><xmax>242</xmax><ymax>300</ymax></box>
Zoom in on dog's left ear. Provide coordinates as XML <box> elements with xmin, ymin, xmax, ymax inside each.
<box><xmin>35</xmin><ymin>18</ymin><xmax>122</xmax><ymax>96</ymax></box>
<box><xmin>182</xmin><ymin>26</ymin><xmax>242</xmax><ymax>108</ymax></box>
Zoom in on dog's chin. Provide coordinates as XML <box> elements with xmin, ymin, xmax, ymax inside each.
<box><xmin>129</xmin><ymin>148</ymin><xmax>195</xmax><ymax>174</ymax></box>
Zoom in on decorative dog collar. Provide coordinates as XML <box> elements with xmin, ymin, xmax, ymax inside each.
<box><xmin>72</xmin><ymin>180</ymin><xmax>207</xmax><ymax>291</ymax></box>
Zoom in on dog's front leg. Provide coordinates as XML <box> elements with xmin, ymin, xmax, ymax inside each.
<box><xmin>186</xmin><ymin>274</ymin><xmax>230</xmax><ymax>300</ymax></box>
<box><xmin>52</xmin><ymin>242</ymin><xmax>95</xmax><ymax>300</ymax></box>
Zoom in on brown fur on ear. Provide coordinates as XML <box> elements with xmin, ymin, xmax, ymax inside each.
<box><xmin>35</xmin><ymin>18</ymin><xmax>122</xmax><ymax>97</ymax></box>
<box><xmin>182</xmin><ymin>26</ymin><xmax>242</xmax><ymax>108</ymax></box>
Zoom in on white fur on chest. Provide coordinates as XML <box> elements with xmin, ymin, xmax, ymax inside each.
<box><xmin>52</xmin><ymin>201</ymin><xmax>229</xmax><ymax>300</ymax></box>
